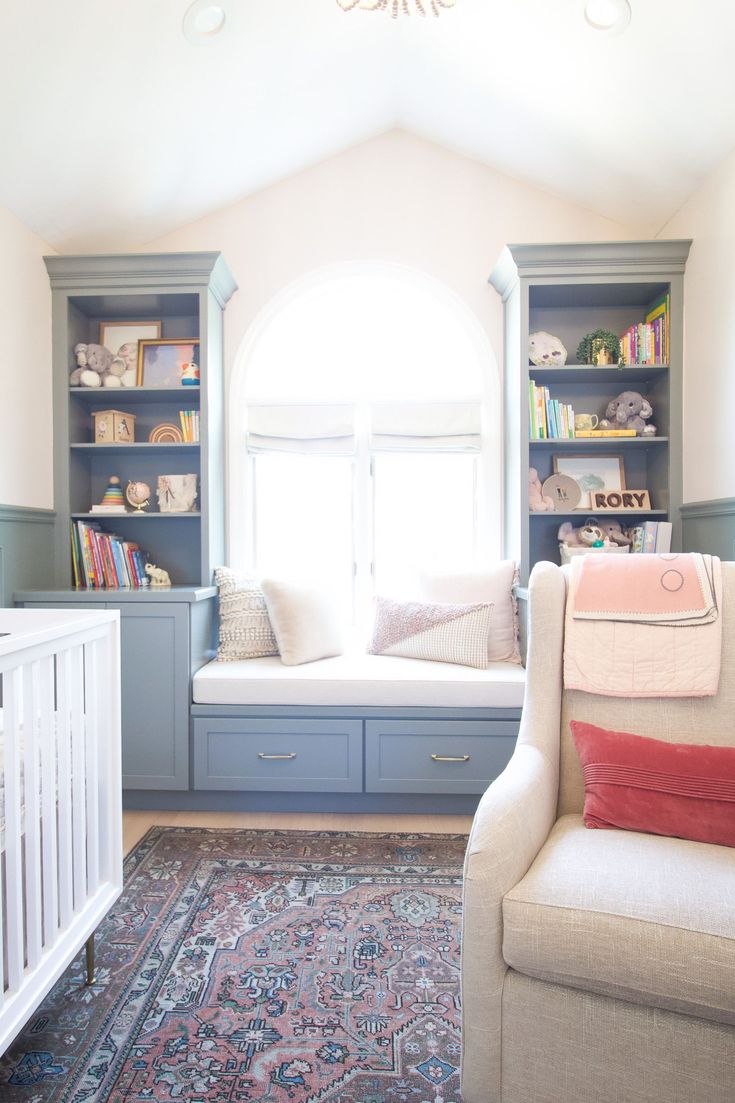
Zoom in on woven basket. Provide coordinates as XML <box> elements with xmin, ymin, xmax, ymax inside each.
<box><xmin>559</xmin><ymin>544</ymin><xmax>630</xmax><ymax>566</ymax></box>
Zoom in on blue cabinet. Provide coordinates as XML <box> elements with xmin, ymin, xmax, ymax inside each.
<box><xmin>17</xmin><ymin>589</ymin><xmax>216</xmax><ymax>792</ymax></box>
<box><xmin>193</xmin><ymin>718</ymin><xmax>363</xmax><ymax>792</ymax></box>
<box><xmin>114</xmin><ymin>603</ymin><xmax>190</xmax><ymax>790</ymax></box>
<box><xmin>365</xmin><ymin>718</ymin><xmax>518</xmax><ymax>794</ymax></box>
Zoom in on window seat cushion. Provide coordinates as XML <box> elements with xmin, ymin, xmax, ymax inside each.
<box><xmin>192</xmin><ymin>652</ymin><xmax>526</xmax><ymax>709</ymax></box>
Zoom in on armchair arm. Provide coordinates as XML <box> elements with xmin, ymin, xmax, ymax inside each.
<box><xmin>461</xmin><ymin>561</ymin><xmax>566</xmax><ymax>1103</ymax></box>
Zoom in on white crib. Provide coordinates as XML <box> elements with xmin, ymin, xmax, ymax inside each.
<box><xmin>0</xmin><ymin>607</ymin><xmax>122</xmax><ymax>1055</ymax></box>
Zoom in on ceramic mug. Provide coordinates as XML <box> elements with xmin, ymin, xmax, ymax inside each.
<box><xmin>574</xmin><ymin>413</ymin><xmax>599</xmax><ymax>432</ymax></box>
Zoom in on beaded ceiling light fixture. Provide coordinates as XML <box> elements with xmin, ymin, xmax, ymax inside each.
<box><xmin>337</xmin><ymin>0</ymin><xmax>457</xmax><ymax>16</ymax></box>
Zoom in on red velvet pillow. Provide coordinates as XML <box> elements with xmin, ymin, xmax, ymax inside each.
<box><xmin>570</xmin><ymin>720</ymin><xmax>735</xmax><ymax>848</ymax></box>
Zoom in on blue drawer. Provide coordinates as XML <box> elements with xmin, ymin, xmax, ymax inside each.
<box><xmin>193</xmin><ymin>718</ymin><xmax>363</xmax><ymax>792</ymax></box>
<box><xmin>365</xmin><ymin>719</ymin><xmax>518</xmax><ymax>794</ymax></box>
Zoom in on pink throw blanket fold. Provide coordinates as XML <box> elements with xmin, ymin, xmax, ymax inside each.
<box><xmin>572</xmin><ymin>552</ymin><xmax>718</xmax><ymax>624</ymax></box>
<box><xmin>564</xmin><ymin>553</ymin><xmax>722</xmax><ymax>698</ymax></box>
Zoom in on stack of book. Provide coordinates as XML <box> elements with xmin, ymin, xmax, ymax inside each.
<box><xmin>529</xmin><ymin>381</ymin><xmax>575</xmax><ymax>439</ymax></box>
<box><xmin>71</xmin><ymin>520</ymin><xmax>149</xmax><ymax>589</ymax></box>
<box><xmin>619</xmin><ymin>293</ymin><xmax>669</xmax><ymax>365</ymax></box>
<box><xmin>179</xmin><ymin>409</ymin><xmax>200</xmax><ymax>442</ymax></box>
<box><xmin>629</xmin><ymin>520</ymin><xmax>672</xmax><ymax>554</ymax></box>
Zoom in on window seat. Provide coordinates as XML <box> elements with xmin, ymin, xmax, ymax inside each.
<box><xmin>193</xmin><ymin>652</ymin><xmax>526</xmax><ymax>709</ymax></box>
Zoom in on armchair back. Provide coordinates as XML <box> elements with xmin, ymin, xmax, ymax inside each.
<box><xmin>553</xmin><ymin>562</ymin><xmax>735</xmax><ymax>815</ymax></box>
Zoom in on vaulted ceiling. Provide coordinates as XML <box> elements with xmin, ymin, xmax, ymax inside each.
<box><xmin>1</xmin><ymin>0</ymin><xmax>732</xmax><ymax>250</ymax></box>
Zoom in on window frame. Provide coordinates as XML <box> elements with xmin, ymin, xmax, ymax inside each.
<box><xmin>227</xmin><ymin>262</ymin><xmax>503</xmax><ymax>579</ymax></box>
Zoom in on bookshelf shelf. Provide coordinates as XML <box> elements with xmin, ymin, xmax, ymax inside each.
<box><xmin>529</xmin><ymin>365</ymin><xmax>669</xmax><ymax>385</ymax></box>
<box><xmin>529</xmin><ymin>436</ymin><xmax>669</xmax><ymax>448</ymax></box>
<box><xmin>530</xmin><ymin>510</ymin><xmax>668</xmax><ymax>519</ymax></box>
<box><xmin>490</xmin><ymin>240</ymin><xmax>691</xmax><ymax>583</ymax></box>
<box><xmin>70</xmin><ymin>386</ymin><xmax>201</xmax><ymax>404</ymax></box>
<box><xmin>71</xmin><ymin>511</ymin><xmax>202</xmax><ymax>520</ymax></box>
<box><xmin>70</xmin><ymin>443</ymin><xmax>200</xmax><ymax>454</ymax></box>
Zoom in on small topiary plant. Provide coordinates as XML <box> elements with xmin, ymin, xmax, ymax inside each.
<box><xmin>576</xmin><ymin>329</ymin><xmax>622</xmax><ymax>366</ymax></box>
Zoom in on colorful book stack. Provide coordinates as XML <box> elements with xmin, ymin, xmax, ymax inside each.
<box><xmin>179</xmin><ymin>409</ymin><xmax>200</xmax><ymax>442</ymax></box>
<box><xmin>71</xmin><ymin>520</ymin><xmax>149</xmax><ymax>589</ymax></box>
<box><xmin>529</xmin><ymin>380</ymin><xmax>575</xmax><ymax>439</ymax></box>
<box><xmin>619</xmin><ymin>292</ymin><xmax>669</xmax><ymax>365</ymax></box>
<box><xmin>629</xmin><ymin>520</ymin><xmax>672</xmax><ymax>554</ymax></box>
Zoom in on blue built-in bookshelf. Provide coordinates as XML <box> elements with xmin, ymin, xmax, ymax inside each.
<box><xmin>46</xmin><ymin>253</ymin><xmax>237</xmax><ymax>589</ymax></box>
<box><xmin>489</xmin><ymin>240</ymin><xmax>691</xmax><ymax>584</ymax></box>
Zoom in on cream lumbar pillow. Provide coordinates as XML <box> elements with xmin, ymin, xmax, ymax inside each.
<box><xmin>214</xmin><ymin>566</ymin><xmax>279</xmax><ymax>662</ymax></box>
<box><xmin>367</xmin><ymin>596</ymin><xmax>493</xmax><ymax>670</ymax></box>
<box><xmin>260</xmin><ymin>578</ymin><xmax>345</xmax><ymax>666</ymax></box>
<box><xmin>419</xmin><ymin>560</ymin><xmax>520</xmax><ymax>664</ymax></box>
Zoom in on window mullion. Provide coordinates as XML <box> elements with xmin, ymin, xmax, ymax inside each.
<box><xmin>353</xmin><ymin>402</ymin><xmax>373</xmax><ymax>633</ymax></box>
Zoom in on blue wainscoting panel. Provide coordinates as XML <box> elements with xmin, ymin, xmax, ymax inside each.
<box><xmin>681</xmin><ymin>498</ymin><xmax>735</xmax><ymax>560</ymax></box>
<box><xmin>0</xmin><ymin>505</ymin><xmax>55</xmax><ymax>606</ymax></box>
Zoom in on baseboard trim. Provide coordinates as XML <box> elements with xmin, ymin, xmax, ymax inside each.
<box><xmin>123</xmin><ymin>789</ymin><xmax>481</xmax><ymax>815</ymax></box>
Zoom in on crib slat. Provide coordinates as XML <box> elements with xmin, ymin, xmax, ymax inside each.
<box><xmin>39</xmin><ymin>654</ymin><xmax>59</xmax><ymax>947</ymax></box>
<box><xmin>56</xmin><ymin>651</ymin><xmax>74</xmax><ymax>929</ymax></box>
<box><xmin>4</xmin><ymin>667</ymin><xmax>26</xmax><ymax>992</ymax></box>
<box><xmin>23</xmin><ymin>661</ymin><xmax>43</xmax><ymax>971</ymax></box>
<box><xmin>69</xmin><ymin>645</ymin><xmax>87</xmax><ymax>912</ymax></box>
<box><xmin>83</xmin><ymin>641</ymin><xmax>100</xmax><ymax>895</ymax></box>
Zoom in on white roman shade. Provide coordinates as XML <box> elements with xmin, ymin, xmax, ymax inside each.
<box><xmin>247</xmin><ymin>404</ymin><xmax>355</xmax><ymax>455</ymax></box>
<box><xmin>370</xmin><ymin>402</ymin><xmax>482</xmax><ymax>452</ymax></box>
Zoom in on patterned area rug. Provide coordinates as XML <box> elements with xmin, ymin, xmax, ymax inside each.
<box><xmin>0</xmin><ymin>827</ymin><xmax>467</xmax><ymax>1102</ymax></box>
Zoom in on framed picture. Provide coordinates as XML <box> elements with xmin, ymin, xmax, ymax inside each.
<box><xmin>137</xmin><ymin>339</ymin><xmax>200</xmax><ymax>388</ymax></box>
<box><xmin>552</xmin><ymin>453</ymin><xmax>625</xmax><ymax>509</ymax></box>
<box><xmin>99</xmin><ymin>320</ymin><xmax>161</xmax><ymax>352</ymax></box>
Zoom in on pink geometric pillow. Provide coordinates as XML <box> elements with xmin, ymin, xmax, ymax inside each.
<box><xmin>367</xmin><ymin>596</ymin><xmax>493</xmax><ymax>670</ymax></box>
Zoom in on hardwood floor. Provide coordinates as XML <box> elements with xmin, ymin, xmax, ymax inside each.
<box><xmin>123</xmin><ymin>809</ymin><xmax>473</xmax><ymax>855</ymax></box>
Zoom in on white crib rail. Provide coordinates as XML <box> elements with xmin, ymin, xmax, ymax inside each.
<box><xmin>0</xmin><ymin>608</ymin><xmax>121</xmax><ymax>1055</ymax></box>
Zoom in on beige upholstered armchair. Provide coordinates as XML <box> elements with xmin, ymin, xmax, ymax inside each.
<box><xmin>461</xmin><ymin>561</ymin><xmax>735</xmax><ymax>1103</ymax></box>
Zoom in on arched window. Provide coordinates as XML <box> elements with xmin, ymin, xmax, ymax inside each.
<box><xmin>229</xmin><ymin>263</ymin><xmax>500</xmax><ymax>627</ymax></box>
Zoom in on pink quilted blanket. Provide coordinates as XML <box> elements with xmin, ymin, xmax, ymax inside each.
<box><xmin>563</xmin><ymin>553</ymin><xmax>722</xmax><ymax>697</ymax></box>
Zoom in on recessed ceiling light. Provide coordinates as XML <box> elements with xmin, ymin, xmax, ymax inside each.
<box><xmin>584</xmin><ymin>0</ymin><xmax>631</xmax><ymax>32</ymax></box>
<box><xmin>183</xmin><ymin>0</ymin><xmax>226</xmax><ymax>44</ymax></box>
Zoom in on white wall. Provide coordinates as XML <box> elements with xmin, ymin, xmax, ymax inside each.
<box><xmin>0</xmin><ymin>203</ymin><xmax>54</xmax><ymax>509</ymax></box>
<box><xmin>146</xmin><ymin>131</ymin><xmax>632</xmax><ymax>394</ymax></box>
<box><xmin>657</xmin><ymin>148</ymin><xmax>735</xmax><ymax>504</ymax></box>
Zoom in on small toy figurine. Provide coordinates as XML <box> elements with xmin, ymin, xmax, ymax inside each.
<box><xmin>144</xmin><ymin>562</ymin><xmax>171</xmax><ymax>588</ymax></box>
<box><xmin>180</xmin><ymin>361</ymin><xmax>200</xmax><ymax>386</ymax></box>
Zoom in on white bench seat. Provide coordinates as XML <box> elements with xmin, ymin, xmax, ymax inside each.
<box><xmin>193</xmin><ymin>652</ymin><xmax>526</xmax><ymax>710</ymax></box>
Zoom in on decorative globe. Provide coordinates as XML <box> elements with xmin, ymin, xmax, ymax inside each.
<box><xmin>126</xmin><ymin>480</ymin><xmax>151</xmax><ymax>513</ymax></box>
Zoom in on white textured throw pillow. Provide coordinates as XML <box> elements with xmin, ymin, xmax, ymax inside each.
<box><xmin>367</xmin><ymin>596</ymin><xmax>492</xmax><ymax>670</ymax></box>
<box><xmin>260</xmin><ymin>579</ymin><xmax>345</xmax><ymax>666</ymax></box>
<box><xmin>214</xmin><ymin>567</ymin><xmax>279</xmax><ymax>661</ymax></box>
<box><xmin>419</xmin><ymin>560</ymin><xmax>520</xmax><ymax>663</ymax></box>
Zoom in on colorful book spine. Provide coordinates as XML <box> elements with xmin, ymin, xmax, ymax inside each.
<box><xmin>529</xmin><ymin>380</ymin><xmax>538</xmax><ymax>439</ymax></box>
<box><xmin>642</xmin><ymin>522</ymin><xmax>659</xmax><ymax>553</ymax></box>
<box><xmin>70</xmin><ymin>520</ymin><xmax>154</xmax><ymax>589</ymax></box>
<box><xmin>620</xmin><ymin>293</ymin><xmax>670</xmax><ymax>365</ymax></box>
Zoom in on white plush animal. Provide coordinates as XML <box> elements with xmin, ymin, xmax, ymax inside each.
<box><xmin>529</xmin><ymin>331</ymin><xmax>568</xmax><ymax>367</ymax></box>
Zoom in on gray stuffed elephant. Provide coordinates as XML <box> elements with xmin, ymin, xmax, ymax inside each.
<box><xmin>605</xmin><ymin>390</ymin><xmax>656</xmax><ymax>436</ymax></box>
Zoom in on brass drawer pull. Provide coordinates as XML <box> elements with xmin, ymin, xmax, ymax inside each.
<box><xmin>431</xmin><ymin>754</ymin><xmax>470</xmax><ymax>763</ymax></box>
<box><xmin>258</xmin><ymin>753</ymin><xmax>297</xmax><ymax>761</ymax></box>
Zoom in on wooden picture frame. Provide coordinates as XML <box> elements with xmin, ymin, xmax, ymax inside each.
<box><xmin>137</xmin><ymin>339</ymin><xmax>200</xmax><ymax>388</ymax></box>
<box><xmin>552</xmin><ymin>453</ymin><xmax>625</xmax><ymax>509</ymax></box>
<box><xmin>99</xmin><ymin>320</ymin><xmax>162</xmax><ymax>352</ymax></box>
